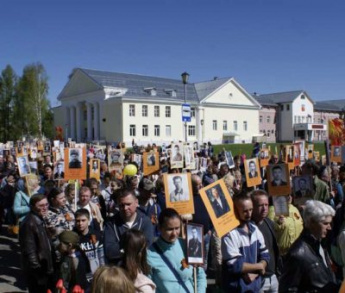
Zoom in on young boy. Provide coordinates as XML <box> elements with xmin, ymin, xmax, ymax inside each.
<box><xmin>74</xmin><ymin>208</ymin><xmax>105</xmax><ymax>274</ymax></box>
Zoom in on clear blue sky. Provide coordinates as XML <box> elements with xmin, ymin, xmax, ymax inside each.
<box><xmin>2</xmin><ymin>0</ymin><xmax>345</xmax><ymax>107</ymax></box>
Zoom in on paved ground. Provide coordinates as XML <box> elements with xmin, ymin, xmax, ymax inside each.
<box><xmin>0</xmin><ymin>224</ymin><xmax>219</xmax><ymax>293</ymax></box>
<box><xmin>0</xmin><ymin>225</ymin><xmax>27</xmax><ymax>293</ymax></box>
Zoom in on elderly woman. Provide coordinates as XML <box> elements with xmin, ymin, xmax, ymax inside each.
<box><xmin>279</xmin><ymin>200</ymin><xmax>339</xmax><ymax>293</ymax></box>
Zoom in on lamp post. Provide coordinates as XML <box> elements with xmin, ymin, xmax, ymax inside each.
<box><xmin>181</xmin><ymin>72</ymin><xmax>189</xmax><ymax>142</ymax></box>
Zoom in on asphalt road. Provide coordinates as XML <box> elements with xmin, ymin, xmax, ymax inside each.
<box><xmin>0</xmin><ymin>225</ymin><xmax>27</xmax><ymax>293</ymax></box>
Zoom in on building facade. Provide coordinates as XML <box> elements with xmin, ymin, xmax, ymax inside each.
<box><xmin>54</xmin><ymin>68</ymin><xmax>261</xmax><ymax>145</ymax></box>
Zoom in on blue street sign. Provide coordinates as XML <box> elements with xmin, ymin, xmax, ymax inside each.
<box><xmin>182</xmin><ymin>103</ymin><xmax>191</xmax><ymax>122</ymax></box>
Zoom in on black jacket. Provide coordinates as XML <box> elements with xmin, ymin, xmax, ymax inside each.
<box><xmin>19</xmin><ymin>211</ymin><xmax>54</xmax><ymax>279</ymax></box>
<box><xmin>279</xmin><ymin>230</ymin><xmax>339</xmax><ymax>293</ymax></box>
<box><xmin>103</xmin><ymin>209</ymin><xmax>154</xmax><ymax>264</ymax></box>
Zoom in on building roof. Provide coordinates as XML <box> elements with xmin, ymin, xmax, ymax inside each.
<box><xmin>254</xmin><ymin>90</ymin><xmax>307</xmax><ymax>106</ymax></box>
<box><xmin>79</xmin><ymin>68</ymin><xmax>200</xmax><ymax>102</ymax></box>
<box><xmin>194</xmin><ymin>77</ymin><xmax>231</xmax><ymax>101</ymax></box>
<box><xmin>314</xmin><ymin>100</ymin><xmax>343</xmax><ymax>112</ymax></box>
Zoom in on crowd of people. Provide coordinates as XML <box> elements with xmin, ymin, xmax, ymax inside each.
<box><xmin>0</xmin><ymin>139</ymin><xmax>344</xmax><ymax>293</ymax></box>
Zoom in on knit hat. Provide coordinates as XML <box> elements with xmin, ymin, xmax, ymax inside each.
<box><xmin>59</xmin><ymin>230</ymin><xmax>79</xmax><ymax>245</ymax></box>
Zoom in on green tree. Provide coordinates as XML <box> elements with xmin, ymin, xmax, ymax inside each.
<box><xmin>16</xmin><ymin>63</ymin><xmax>51</xmax><ymax>139</ymax></box>
<box><xmin>0</xmin><ymin>65</ymin><xmax>17</xmax><ymax>141</ymax></box>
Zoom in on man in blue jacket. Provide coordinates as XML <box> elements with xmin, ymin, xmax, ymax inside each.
<box><xmin>103</xmin><ymin>189</ymin><xmax>154</xmax><ymax>264</ymax></box>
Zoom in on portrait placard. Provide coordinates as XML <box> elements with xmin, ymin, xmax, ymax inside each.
<box><xmin>294</xmin><ymin>140</ymin><xmax>305</xmax><ymax>163</ymax></box>
<box><xmin>143</xmin><ymin>151</ymin><xmax>160</xmax><ymax>176</ymax></box>
<box><xmin>95</xmin><ymin>147</ymin><xmax>106</xmax><ymax>161</ymax></box>
<box><xmin>30</xmin><ymin>147</ymin><xmax>38</xmax><ymax>159</ymax></box>
<box><xmin>259</xmin><ymin>148</ymin><xmax>270</xmax><ymax>168</ymax></box>
<box><xmin>108</xmin><ymin>148</ymin><xmax>124</xmax><ymax>172</ymax></box>
<box><xmin>184</xmin><ymin>145</ymin><xmax>196</xmax><ymax>170</ymax></box>
<box><xmin>331</xmin><ymin>145</ymin><xmax>341</xmax><ymax>163</ymax></box>
<box><xmin>284</xmin><ymin>145</ymin><xmax>294</xmax><ymax>170</ymax></box>
<box><xmin>163</xmin><ymin>173</ymin><xmax>194</xmax><ymax>215</ymax></box>
<box><xmin>89</xmin><ymin>159</ymin><xmax>100</xmax><ymax>180</ymax></box>
<box><xmin>292</xmin><ymin>175</ymin><xmax>313</xmax><ymax>207</ymax></box>
<box><xmin>29</xmin><ymin>161</ymin><xmax>38</xmax><ymax>175</ymax></box>
<box><xmin>267</xmin><ymin>163</ymin><xmax>291</xmax><ymax>196</ymax></box>
<box><xmin>199</xmin><ymin>179</ymin><xmax>239</xmax><ymax>238</ymax></box>
<box><xmin>225</xmin><ymin>151</ymin><xmax>235</xmax><ymax>169</ymax></box>
<box><xmin>200</xmin><ymin>157</ymin><xmax>208</xmax><ymax>172</ymax></box>
<box><xmin>54</xmin><ymin>161</ymin><xmax>65</xmax><ymax>179</ymax></box>
<box><xmin>43</xmin><ymin>141</ymin><xmax>51</xmax><ymax>156</ymax></box>
<box><xmin>131</xmin><ymin>154</ymin><xmax>143</xmax><ymax>170</ymax></box>
<box><xmin>307</xmin><ymin>144</ymin><xmax>314</xmax><ymax>160</ymax></box>
<box><xmin>17</xmin><ymin>155</ymin><xmax>31</xmax><ymax>177</ymax></box>
<box><xmin>186</xmin><ymin>223</ymin><xmax>204</xmax><ymax>265</ymax></box>
<box><xmin>293</xmin><ymin>143</ymin><xmax>301</xmax><ymax>167</ymax></box>
<box><xmin>244</xmin><ymin>158</ymin><xmax>261</xmax><ymax>187</ymax></box>
<box><xmin>64</xmin><ymin>148</ymin><xmax>87</xmax><ymax>180</ymax></box>
<box><xmin>272</xmin><ymin>195</ymin><xmax>289</xmax><ymax>216</ymax></box>
<box><xmin>170</xmin><ymin>143</ymin><xmax>184</xmax><ymax>169</ymax></box>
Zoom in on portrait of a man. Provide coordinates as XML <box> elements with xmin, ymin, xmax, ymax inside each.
<box><xmin>54</xmin><ymin>162</ymin><xmax>65</xmax><ymax>179</ymax></box>
<box><xmin>248</xmin><ymin>160</ymin><xmax>258</xmax><ymax>178</ymax></box>
<box><xmin>271</xmin><ymin>165</ymin><xmax>287</xmax><ymax>186</ymax></box>
<box><xmin>147</xmin><ymin>153</ymin><xmax>156</xmax><ymax>166</ymax></box>
<box><xmin>206</xmin><ymin>185</ymin><xmax>230</xmax><ymax>218</ymax></box>
<box><xmin>169</xmin><ymin>175</ymin><xmax>189</xmax><ymax>202</ymax></box>
<box><xmin>188</xmin><ymin>226</ymin><xmax>202</xmax><ymax>258</ymax></box>
<box><xmin>69</xmin><ymin>148</ymin><xmax>82</xmax><ymax>169</ymax></box>
<box><xmin>91</xmin><ymin>160</ymin><xmax>99</xmax><ymax>173</ymax></box>
<box><xmin>294</xmin><ymin>177</ymin><xmax>312</xmax><ymax>198</ymax></box>
<box><xmin>18</xmin><ymin>156</ymin><xmax>30</xmax><ymax>176</ymax></box>
<box><xmin>172</xmin><ymin>144</ymin><xmax>183</xmax><ymax>162</ymax></box>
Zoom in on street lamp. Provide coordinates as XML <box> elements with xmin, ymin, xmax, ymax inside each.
<box><xmin>181</xmin><ymin>72</ymin><xmax>189</xmax><ymax>142</ymax></box>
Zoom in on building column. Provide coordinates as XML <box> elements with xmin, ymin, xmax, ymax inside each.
<box><xmin>76</xmin><ymin>102</ymin><xmax>83</xmax><ymax>142</ymax></box>
<box><xmin>64</xmin><ymin>106</ymin><xmax>70</xmax><ymax>139</ymax></box>
<box><xmin>87</xmin><ymin>103</ymin><xmax>92</xmax><ymax>141</ymax></box>
<box><xmin>70</xmin><ymin>106</ymin><xmax>76</xmax><ymax>140</ymax></box>
<box><xmin>93</xmin><ymin>102</ymin><xmax>100</xmax><ymax>140</ymax></box>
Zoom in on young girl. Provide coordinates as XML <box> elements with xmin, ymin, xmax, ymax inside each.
<box><xmin>122</xmin><ymin>230</ymin><xmax>156</xmax><ymax>293</ymax></box>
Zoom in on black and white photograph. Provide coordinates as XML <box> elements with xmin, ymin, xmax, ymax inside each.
<box><xmin>292</xmin><ymin>175</ymin><xmax>313</xmax><ymax>203</ymax></box>
<box><xmin>68</xmin><ymin>148</ymin><xmax>82</xmax><ymax>169</ymax></box>
<box><xmin>91</xmin><ymin>160</ymin><xmax>99</xmax><ymax>173</ymax></box>
<box><xmin>184</xmin><ymin>145</ymin><xmax>194</xmax><ymax>166</ymax></box>
<box><xmin>132</xmin><ymin>154</ymin><xmax>142</xmax><ymax>169</ymax></box>
<box><xmin>333</xmin><ymin>146</ymin><xmax>341</xmax><ymax>157</ymax></box>
<box><xmin>267</xmin><ymin>163</ymin><xmax>291</xmax><ymax>196</ymax></box>
<box><xmin>167</xmin><ymin>174</ymin><xmax>190</xmax><ymax>202</ymax></box>
<box><xmin>205</xmin><ymin>183</ymin><xmax>230</xmax><ymax>218</ymax></box>
<box><xmin>54</xmin><ymin>161</ymin><xmax>65</xmax><ymax>179</ymax></box>
<box><xmin>170</xmin><ymin>143</ymin><xmax>184</xmax><ymax>167</ymax></box>
<box><xmin>109</xmin><ymin>149</ymin><xmax>123</xmax><ymax>168</ymax></box>
<box><xmin>247</xmin><ymin>159</ymin><xmax>259</xmax><ymax>178</ymax></box>
<box><xmin>44</xmin><ymin>141</ymin><xmax>51</xmax><ymax>154</ymax></box>
<box><xmin>272</xmin><ymin>195</ymin><xmax>289</xmax><ymax>216</ymax></box>
<box><xmin>17</xmin><ymin>156</ymin><xmax>31</xmax><ymax>177</ymax></box>
<box><xmin>29</xmin><ymin>161</ymin><xmax>38</xmax><ymax>174</ymax></box>
<box><xmin>225</xmin><ymin>151</ymin><xmax>235</xmax><ymax>169</ymax></box>
<box><xmin>147</xmin><ymin>152</ymin><xmax>156</xmax><ymax>166</ymax></box>
<box><xmin>95</xmin><ymin>148</ymin><xmax>106</xmax><ymax>161</ymax></box>
<box><xmin>186</xmin><ymin>223</ymin><xmax>204</xmax><ymax>265</ymax></box>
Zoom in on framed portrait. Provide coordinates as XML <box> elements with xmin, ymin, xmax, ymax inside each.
<box><xmin>25</xmin><ymin>174</ymin><xmax>40</xmax><ymax>196</ymax></box>
<box><xmin>307</xmin><ymin>144</ymin><xmax>314</xmax><ymax>160</ymax></box>
<box><xmin>272</xmin><ymin>195</ymin><xmax>289</xmax><ymax>216</ymax></box>
<box><xmin>17</xmin><ymin>155</ymin><xmax>31</xmax><ymax>177</ymax></box>
<box><xmin>294</xmin><ymin>140</ymin><xmax>305</xmax><ymax>163</ymax></box>
<box><xmin>225</xmin><ymin>151</ymin><xmax>235</xmax><ymax>169</ymax></box>
<box><xmin>89</xmin><ymin>159</ymin><xmax>100</xmax><ymax>180</ymax></box>
<box><xmin>267</xmin><ymin>163</ymin><xmax>291</xmax><ymax>196</ymax></box>
<box><xmin>284</xmin><ymin>145</ymin><xmax>294</xmax><ymax>170</ymax></box>
<box><xmin>199</xmin><ymin>179</ymin><xmax>239</xmax><ymax>238</ymax></box>
<box><xmin>293</xmin><ymin>143</ymin><xmax>301</xmax><ymax>167</ymax></box>
<box><xmin>170</xmin><ymin>143</ymin><xmax>184</xmax><ymax>169</ymax></box>
<box><xmin>184</xmin><ymin>145</ymin><xmax>196</xmax><ymax>170</ymax></box>
<box><xmin>30</xmin><ymin>147</ymin><xmax>38</xmax><ymax>159</ymax></box>
<box><xmin>163</xmin><ymin>173</ymin><xmax>194</xmax><ymax>215</ymax></box>
<box><xmin>331</xmin><ymin>145</ymin><xmax>341</xmax><ymax>163</ymax></box>
<box><xmin>108</xmin><ymin>148</ymin><xmax>124</xmax><ymax>172</ymax></box>
<box><xmin>64</xmin><ymin>148</ymin><xmax>87</xmax><ymax>180</ymax></box>
<box><xmin>200</xmin><ymin>157</ymin><xmax>208</xmax><ymax>172</ymax></box>
<box><xmin>244</xmin><ymin>158</ymin><xmax>261</xmax><ymax>187</ymax></box>
<box><xmin>54</xmin><ymin>161</ymin><xmax>65</xmax><ymax>179</ymax></box>
<box><xmin>29</xmin><ymin>161</ymin><xmax>38</xmax><ymax>175</ymax></box>
<box><xmin>292</xmin><ymin>175</ymin><xmax>313</xmax><ymax>207</ymax></box>
<box><xmin>259</xmin><ymin>149</ymin><xmax>270</xmax><ymax>168</ymax></box>
<box><xmin>186</xmin><ymin>223</ymin><xmax>204</xmax><ymax>265</ymax></box>
<box><xmin>143</xmin><ymin>151</ymin><xmax>159</xmax><ymax>176</ymax></box>
<box><xmin>43</xmin><ymin>141</ymin><xmax>51</xmax><ymax>156</ymax></box>
<box><xmin>16</xmin><ymin>141</ymin><xmax>24</xmax><ymax>156</ymax></box>
<box><xmin>131</xmin><ymin>154</ymin><xmax>142</xmax><ymax>170</ymax></box>
<box><xmin>95</xmin><ymin>147</ymin><xmax>106</xmax><ymax>161</ymax></box>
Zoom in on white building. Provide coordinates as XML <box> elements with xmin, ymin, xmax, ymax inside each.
<box><xmin>255</xmin><ymin>91</ymin><xmax>327</xmax><ymax>142</ymax></box>
<box><xmin>54</xmin><ymin>68</ymin><xmax>261</xmax><ymax>145</ymax></box>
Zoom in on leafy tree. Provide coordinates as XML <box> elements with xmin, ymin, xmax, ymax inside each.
<box><xmin>0</xmin><ymin>65</ymin><xmax>17</xmax><ymax>141</ymax></box>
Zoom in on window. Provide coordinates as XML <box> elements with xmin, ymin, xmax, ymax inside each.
<box><xmin>154</xmin><ymin>106</ymin><xmax>160</xmax><ymax>117</ymax></box>
<box><xmin>243</xmin><ymin>121</ymin><xmax>247</xmax><ymax>131</ymax></box>
<box><xmin>129</xmin><ymin>105</ymin><xmax>135</xmax><ymax>117</ymax></box>
<box><xmin>129</xmin><ymin>125</ymin><xmax>136</xmax><ymax>136</ymax></box>
<box><xmin>142</xmin><ymin>125</ymin><xmax>148</xmax><ymax>136</ymax></box>
<box><xmin>267</xmin><ymin>116</ymin><xmax>270</xmax><ymax>123</ymax></box>
<box><xmin>154</xmin><ymin>125</ymin><xmax>160</xmax><ymax>136</ymax></box>
<box><xmin>287</xmin><ymin>104</ymin><xmax>290</xmax><ymax>111</ymax></box>
<box><xmin>213</xmin><ymin>120</ymin><xmax>217</xmax><ymax>131</ymax></box>
<box><xmin>191</xmin><ymin>108</ymin><xmax>196</xmax><ymax>118</ymax></box>
<box><xmin>280</xmin><ymin>105</ymin><xmax>284</xmax><ymax>111</ymax></box>
<box><xmin>165</xmin><ymin>106</ymin><xmax>171</xmax><ymax>118</ymax></box>
<box><xmin>233</xmin><ymin>121</ymin><xmax>238</xmax><ymax>131</ymax></box>
<box><xmin>188</xmin><ymin>125</ymin><xmax>196</xmax><ymax>136</ymax></box>
<box><xmin>301</xmin><ymin>94</ymin><xmax>305</xmax><ymax>99</ymax></box>
<box><xmin>259</xmin><ymin>116</ymin><xmax>263</xmax><ymax>123</ymax></box>
<box><xmin>165</xmin><ymin>125</ymin><xmax>171</xmax><ymax>137</ymax></box>
<box><xmin>223</xmin><ymin>120</ymin><xmax>228</xmax><ymax>131</ymax></box>
<box><xmin>142</xmin><ymin>105</ymin><xmax>148</xmax><ymax>117</ymax></box>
